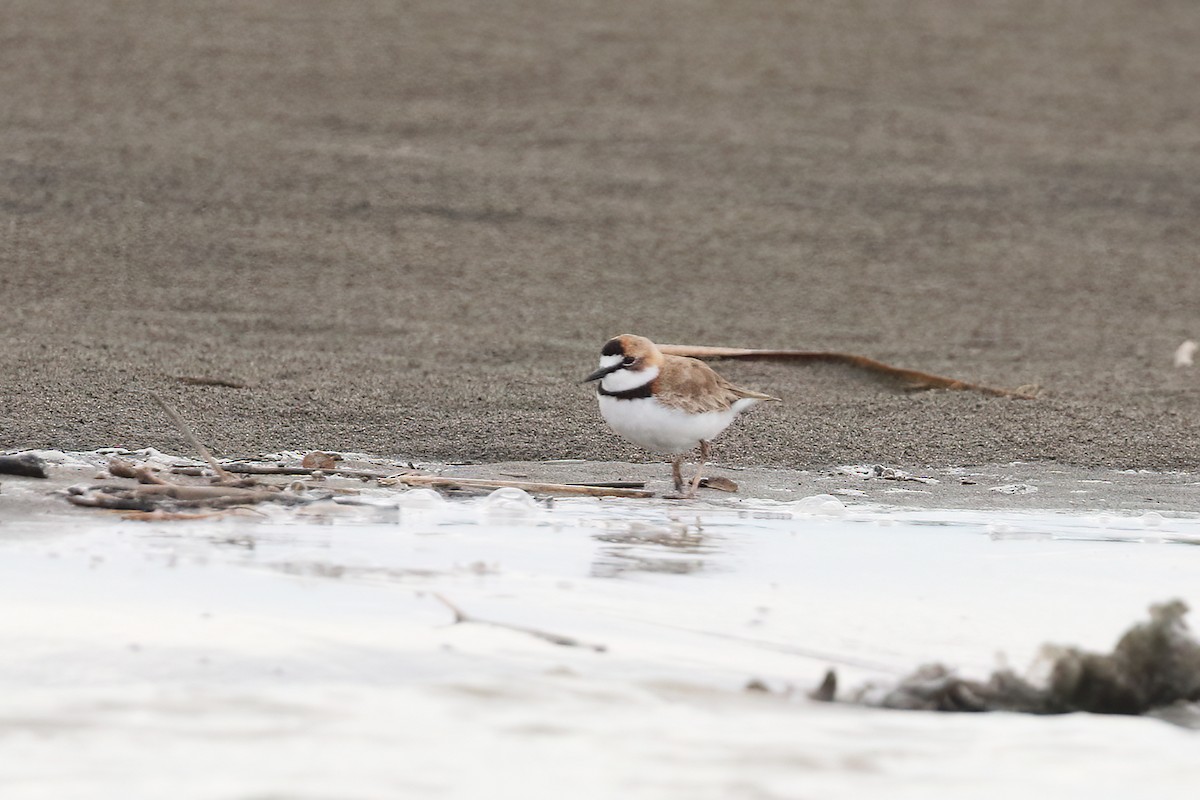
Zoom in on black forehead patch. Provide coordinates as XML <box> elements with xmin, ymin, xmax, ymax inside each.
<box><xmin>601</xmin><ymin>338</ymin><xmax>624</xmax><ymax>357</ymax></box>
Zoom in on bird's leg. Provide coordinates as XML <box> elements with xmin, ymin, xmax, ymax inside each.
<box><xmin>689</xmin><ymin>440</ymin><xmax>711</xmax><ymax>495</ymax></box>
<box><xmin>671</xmin><ymin>454</ymin><xmax>685</xmax><ymax>494</ymax></box>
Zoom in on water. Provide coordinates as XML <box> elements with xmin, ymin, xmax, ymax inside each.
<box><xmin>2</xmin><ymin>489</ymin><xmax>1199</xmax><ymax>799</ymax></box>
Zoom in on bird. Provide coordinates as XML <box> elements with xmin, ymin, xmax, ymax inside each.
<box><xmin>583</xmin><ymin>334</ymin><xmax>779</xmax><ymax>496</ymax></box>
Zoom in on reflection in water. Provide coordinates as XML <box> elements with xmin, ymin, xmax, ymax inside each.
<box><xmin>590</xmin><ymin>520</ymin><xmax>717</xmax><ymax>578</ymax></box>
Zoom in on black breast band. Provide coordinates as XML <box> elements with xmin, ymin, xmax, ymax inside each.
<box><xmin>597</xmin><ymin>383</ymin><xmax>653</xmax><ymax>400</ymax></box>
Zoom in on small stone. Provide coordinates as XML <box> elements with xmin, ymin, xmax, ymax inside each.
<box><xmin>302</xmin><ymin>451</ymin><xmax>341</xmax><ymax>470</ymax></box>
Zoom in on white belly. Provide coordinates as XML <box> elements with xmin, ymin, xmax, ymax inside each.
<box><xmin>597</xmin><ymin>395</ymin><xmax>753</xmax><ymax>454</ymax></box>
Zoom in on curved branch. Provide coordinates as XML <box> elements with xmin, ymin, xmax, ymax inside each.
<box><xmin>658</xmin><ymin>345</ymin><xmax>1036</xmax><ymax>399</ymax></box>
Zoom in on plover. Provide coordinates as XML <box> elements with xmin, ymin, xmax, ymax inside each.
<box><xmin>584</xmin><ymin>334</ymin><xmax>778</xmax><ymax>496</ymax></box>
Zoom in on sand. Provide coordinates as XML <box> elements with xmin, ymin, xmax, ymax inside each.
<box><xmin>3</xmin><ymin>1</ymin><xmax>1200</xmax><ymax>470</ymax></box>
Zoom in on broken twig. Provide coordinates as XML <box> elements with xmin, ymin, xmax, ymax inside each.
<box><xmin>433</xmin><ymin>593</ymin><xmax>607</xmax><ymax>652</ymax></box>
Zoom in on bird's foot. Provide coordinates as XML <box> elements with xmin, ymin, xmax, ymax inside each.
<box><xmin>664</xmin><ymin>481</ymin><xmax>697</xmax><ymax>500</ymax></box>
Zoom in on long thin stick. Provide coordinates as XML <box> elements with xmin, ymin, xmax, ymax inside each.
<box><xmin>658</xmin><ymin>344</ymin><xmax>1035</xmax><ymax>399</ymax></box>
<box><xmin>222</xmin><ymin>463</ymin><xmax>412</xmax><ymax>480</ymax></box>
<box><xmin>385</xmin><ymin>474</ymin><xmax>654</xmax><ymax>498</ymax></box>
<box><xmin>150</xmin><ymin>393</ymin><xmax>237</xmax><ymax>482</ymax></box>
<box><xmin>433</xmin><ymin>593</ymin><xmax>607</xmax><ymax>652</ymax></box>
<box><xmin>567</xmin><ymin>481</ymin><xmax>646</xmax><ymax>489</ymax></box>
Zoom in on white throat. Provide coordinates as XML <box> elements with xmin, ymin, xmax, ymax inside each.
<box><xmin>600</xmin><ymin>365</ymin><xmax>659</xmax><ymax>393</ymax></box>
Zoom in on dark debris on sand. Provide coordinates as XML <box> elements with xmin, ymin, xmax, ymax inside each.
<box><xmin>814</xmin><ymin>601</ymin><xmax>1200</xmax><ymax>722</ymax></box>
<box><xmin>0</xmin><ymin>453</ymin><xmax>48</xmax><ymax>479</ymax></box>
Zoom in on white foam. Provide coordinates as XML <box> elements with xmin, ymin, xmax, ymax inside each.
<box><xmin>786</xmin><ymin>493</ymin><xmax>848</xmax><ymax>516</ymax></box>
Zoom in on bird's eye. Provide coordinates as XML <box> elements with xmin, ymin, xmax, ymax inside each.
<box><xmin>622</xmin><ymin>356</ymin><xmax>636</xmax><ymax>366</ymax></box>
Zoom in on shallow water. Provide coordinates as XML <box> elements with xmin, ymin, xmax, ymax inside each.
<box><xmin>2</xmin><ymin>486</ymin><xmax>1199</xmax><ymax>799</ymax></box>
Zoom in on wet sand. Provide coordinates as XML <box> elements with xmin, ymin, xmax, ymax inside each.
<box><xmin>3</xmin><ymin>1</ymin><xmax>1200</xmax><ymax>470</ymax></box>
<box><xmin>8</xmin><ymin>449</ymin><xmax>1200</xmax><ymax>517</ymax></box>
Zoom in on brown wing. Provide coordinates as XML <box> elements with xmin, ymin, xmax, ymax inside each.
<box><xmin>651</xmin><ymin>355</ymin><xmax>780</xmax><ymax>414</ymax></box>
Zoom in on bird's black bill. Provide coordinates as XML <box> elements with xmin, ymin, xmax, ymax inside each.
<box><xmin>582</xmin><ymin>363</ymin><xmax>622</xmax><ymax>383</ymax></box>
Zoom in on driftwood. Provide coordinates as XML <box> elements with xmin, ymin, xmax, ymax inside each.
<box><xmin>567</xmin><ymin>481</ymin><xmax>646</xmax><ymax>489</ymax></box>
<box><xmin>120</xmin><ymin>508</ymin><xmax>267</xmax><ymax>522</ymax></box>
<box><xmin>658</xmin><ymin>344</ymin><xmax>1035</xmax><ymax>398</ymax></box>
<box><xmin>61</xmin><ymin>393</ymin><xmax>657</xmax><ymax>515</ymax></box>
<box><xmin>433</xmin><ymin>593</ymin><xmax>607</xmax><ymax>652</ymax></box>
<box><xmin>108</xmin><ymin>457</ymin><xmax>176</xmax><ymax>485</ymax></box>
<box><xmin>114</xmin><ymin>484</ymin><xmax>270</xmax><ymax>500</ymax></box>
<box><xmin>383</xmin><ymin>474</ymin><xmax>654</xmax><ymax>498</ymax></box>
<box><xmin>96</xmin><ymin>453</ymin><xmax>652</xmax><ymax>514</ymax></box>
<box><xmin>151</xmin><ymin>393</ymin><xmax>237</xmax><ymax>482</ymax></box>
<box><xmin>70</xmin><ymin>455</ymin><xmax>649</xmax><ymax>515</ymax></box>
<box><xmin>219</xmin><ymin>463</ymin><xmax>411</xmax><ymax>480</ymax></box>
<box><xmin>170</xmin><ymin>465</ymin><xmax>303</xmax><ymax>477</ymax></box>
<box><xmin>0</xmin><ymin>453</ymin><xmax>48</xmax><ymax>479</ymax></box>
<box><xmin>107</xmin><ymin>457</ymin><xmax>143</xmax><ymax>480</ymax></box>
<box><xmin>64</xmin><ymin>483</ymin><xmax>312</xmax><ymax>511</ymax></box>
<box><xmin>174</xmin><ymin>465</ymin><xmax>649</xmax><ymax>496</ymax></box>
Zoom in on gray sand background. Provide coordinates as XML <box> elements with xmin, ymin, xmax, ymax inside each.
<box><xmin>3</xmin><ymin>0</ymin><xmax>1200</xmax><ymax>469</ymax></box>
